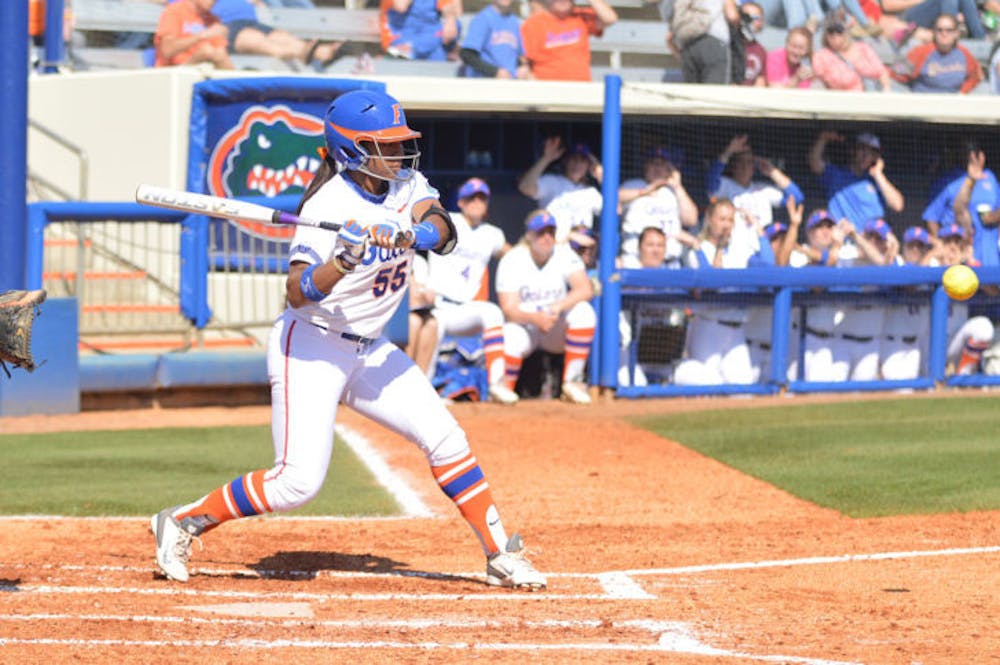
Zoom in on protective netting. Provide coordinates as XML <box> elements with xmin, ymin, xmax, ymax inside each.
<box><xmin>612</xmin><ymin>97</ymin><xmax>1000</xmax><ymax>393</ymax></box>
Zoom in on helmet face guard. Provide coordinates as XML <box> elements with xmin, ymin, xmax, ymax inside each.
<box><xmin>324</xmin><ymin>90</ymin><xmax>422</xmax><ymax>183</ymax></box>
<box><xmin>352</xmin><ymin>135</ymin><xmax>421</xmax><ymax>182</ymax></box>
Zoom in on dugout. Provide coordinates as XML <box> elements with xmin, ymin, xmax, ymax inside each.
<box><xmin>16</xmin><ymin>70</ymin><xmax>1000</xmax><ymax>407</ymax></box>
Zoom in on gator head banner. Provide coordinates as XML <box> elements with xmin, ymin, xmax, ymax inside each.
<box><xmin>205</xmin><ymin>102</ymin><xmax>326</xmax><ymax>243</ymax></box>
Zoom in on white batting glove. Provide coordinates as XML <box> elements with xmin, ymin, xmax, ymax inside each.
<box><xmin>335</xmin><ymin>219</ymin><xmax>367</xmax><ymax>270</ymax></box>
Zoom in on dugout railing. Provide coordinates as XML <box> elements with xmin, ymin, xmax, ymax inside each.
<box><xmin>607</xmin><ymin>265</ymin><xmax>1000</xmax><ymax>397</ymax></box>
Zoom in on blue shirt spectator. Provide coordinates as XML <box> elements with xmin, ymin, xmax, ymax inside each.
<box><xmin>212</xmin><ymin>0</ymin><xmax>258</xmax><ymax>23</ymax></box>
<box><xmin>948</xmin><ymin>145</ymin><xmax>1000</xmax><ymax>267</ymax></box>
<box><xmin>460</xmin><ymin>0</ymin><xmax>526</xmax><ymax>78</ymax></box>
<box><xmin>808</xmin><ymin>130</ymin><xmax>905</xmax><ymax>227</ymax></box>
<box><xmin>381</xmin><ymin>0</ymin><xmax>462</xmax><ymax>61</ymax></box>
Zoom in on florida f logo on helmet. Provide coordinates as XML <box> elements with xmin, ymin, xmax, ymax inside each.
<box><xmin>324</xmin><ymin>90</ymin><xmax>421</xmax><ymax>182</ymax></box>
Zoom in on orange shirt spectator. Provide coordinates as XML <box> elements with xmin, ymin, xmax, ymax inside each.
<box><xmin>154</xmin><ymin>0</ymin><xmax>233</xmax><ymax>69</ymax></box>
<box><xmin>520</xmin><ymin>0</ymin><xmax>617</xmax><ymax>81</ymax></box>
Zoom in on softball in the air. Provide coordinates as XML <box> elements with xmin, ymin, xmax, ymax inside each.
<box><xmin>942</xmin><ymin>264</ymin><xmax>979</xmax><ymax>301</ymax></box>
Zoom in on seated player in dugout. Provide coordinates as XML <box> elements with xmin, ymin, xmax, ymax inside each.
<box><xmin>495</xmin><ymin>210</ymin><xmax>596</xmax><ymax>404</ymax></box>
<box><xmin>425</xmin><ymin>177</ymin><xmax>519</xmax><ymax>404</ymax></box>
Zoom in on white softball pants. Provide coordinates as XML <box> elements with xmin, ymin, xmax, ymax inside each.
<box><xmin>673</xmin><ymin>317</ymin><xmax>754</xmax><ymax>385</ymax></box>
<box><xmin>262</xmin><ymin>312</ymin><xmax>470</xmax><ymax>512</ymax></box>
<box><xmin>503</xmin><ymin>301</ymin><xmax>596</xmax><ymax>382</ymax></box>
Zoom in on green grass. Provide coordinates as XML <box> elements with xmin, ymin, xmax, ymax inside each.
<box><xmin>0</xmin><ymin>426</ymin><xmax>400</xmax><ymax>517</ymax></box>
<box><xmin>632</xmin><ymin>396</ymin><xmax>1000</xmax><ymax>518</ymax></box>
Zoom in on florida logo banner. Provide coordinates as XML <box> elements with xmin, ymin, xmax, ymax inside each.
<box><xmin>205</xmin><ymin>103</ymin><xmax>326</xmax><ymax>261</ymax></box>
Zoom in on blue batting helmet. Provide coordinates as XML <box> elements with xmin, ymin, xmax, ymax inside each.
<box><xmin>323</xmin><ymin>89</ymin><xmax>421</xmax><ymax>181</ymax></box>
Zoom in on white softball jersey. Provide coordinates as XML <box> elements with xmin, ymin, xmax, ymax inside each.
<box><xmin>427</xmin><ymin>213</ymin><xmax>506</xmax><ymax>304</ymax></box>
<box><xmin>619</xmin><ymin>179</ymin><xmax>685</xmax><ymax>267</ymax></box>
<box><xmin>535</xmin><ymin>174</ymin><xmax>602</xmax><ymax>243</ymax></box>
<box><xmin>714</xmin><ymin>177</ymin><xmax>783</xmax><ymax>252</ymax></box>
<box><xmin>495</xmin><ymin>243</ymin><xmax>585</xmax><ymax>312</ymax></box>
<box><xmin>287</xmin><ymin>171</ymin><xmax>438</xmax><ymax>339</ymax></box>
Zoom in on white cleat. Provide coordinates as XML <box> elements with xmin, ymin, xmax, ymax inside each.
<box><xmin>488</xmin><ymin>383</ymin><xmax>520</xmax><ymax>405</ymax></box>
<box><xmin>486</xmin><ymin>533</ymin><xmax>547</xmax><ymax>591</ymax></box>
<box><xmin>150</xmin><ymin>506</ymin><xmax>195</xmax><ymax>582</ymax></box>
<box><xmin>560</xmin><ymin>381</ymin><xmax>592</xmax><ymax>405</ymax></box>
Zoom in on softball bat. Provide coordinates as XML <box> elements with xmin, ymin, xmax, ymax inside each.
<box><xmin>135</xmin><ymin>184</ymin><xmax>341</xmax><ymax>232</ymax></box>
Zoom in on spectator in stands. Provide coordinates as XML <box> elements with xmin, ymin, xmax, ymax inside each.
<box><xmin>754</xmin><ymin>0</ymin><xmax>822</xmax><ymax>31</ymax></box>
<box><xmin>880</xmin><ymin>0</ymin><xmax>987</xmax><ymax>39</ymax></box>
<box><xmin>259</xmin><ymin>0</ymin><xmax>316</xmax><ymax>7</ymax></box>
<box><xmin>808</xmin><ymin>130</ymin><xmax>905</xmax><ymax>227</ymax></box>
<box><xmin>518</xmin><ymin>136</ymin><xmax>603</xmax><ymax>243</ymax></box>
<box><xmin>618</xmin><ymin>145</ymin><xmax>699</xmax><ymax>268</ymax></box>
<box><xmin>828</xmin><ymin>0</ymin><xmax>885</xmax><ymax>37</ymax></box>
<box><xmin>890</xmin><ymin>13</ymin><xmax>984</xmax><ymax>92</ymax></box>
<box><xmin>951</xmin><ymin>144</ymin><xmax>1000</xmax><ymax>265</ymax></box>
<box><xmin>520</xmin><ymin>0</ymin><xmax>618</xmax><ymax>81</ymax></box>
<box><xmin>856</xmin><ymin>1</ymin><xmax>926</xmax><ymax>47</ymax></box>
<box><xmin>990</xmin><ymin>40</ymin><xmax>1000</xmax><ymax>93</ymax></box>
<box><xmin>924</xmin><ymin>140</ymin><xmax>997</xmax><ymax>242</ymax></box>
<box><xmin>662</xmin><ymin>0</ymin><xmax>740</xmax><ymax>84</ymax></box>
<box><xmin>708</xmin><ymin>134</ymin><xmax>805</xmax><ymax>260</ymax></box>
<box><xmin>812</xmin><ymin>20</ymin><xmax>893</xmax><ymax>91</ymax></box>
<box><xmin>765</xmin><ymin>26</ymin><xmax>814</xmax><ymax>87</ymax></box>
<box><xmin>212</xmin><ymin>0</ymin><xmax>341</xmax><ymax>68</ymax></box>
<box><xmin>154</xmin><ymin>0</ymin><xmax>234</xmax><ymax>69</ymax></box>
<box><xmin>733</xmin><ymin>1</ymin><xmax>768</xmax><ymax>85</ymax></box>
<box><xmin>460</xmin><ymin>0</ymin><xmax>530</xmax><ymax>78</ymax></box>
<box><xmin>673</xmin><ymin>199</ymin><xmax>758</xmax><ymax>386</ymax></box>
<box><xmin>380</xmin><ymin>0</ymin><xmax>463</xmax><ymax>61</ymax></box>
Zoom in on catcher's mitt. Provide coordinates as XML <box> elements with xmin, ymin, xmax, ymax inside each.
<box><xmin>0</xmin><ymin>289</ymin><xmax>47</xmax><ymax>377</ymax></box>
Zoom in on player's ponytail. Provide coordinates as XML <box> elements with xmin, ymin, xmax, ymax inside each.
<box><xmin>296</xmin><ymin>150</ymin><xmax>339</xmax><ymax>215</ymax></box>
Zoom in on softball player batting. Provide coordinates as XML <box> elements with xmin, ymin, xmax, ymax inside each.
<box><xmin>495</xmin><ymin>210</ymin><xmax>596</xmax><ymax>404</ymax></box>
<box><xmin>151</xmin><ymin>89</ymin><xmax>545</xmax><ymax>590</ymax></box>
<box><xmin>425</xmin><ymin>177</ymin><xmax>518</xmax><ymax>404</ymax></box>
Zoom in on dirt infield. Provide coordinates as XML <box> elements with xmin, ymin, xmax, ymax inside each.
<box><xmin>1</xmin><ymin>394</ymin><xmax>998</xmax><ymax>664</ymax></box>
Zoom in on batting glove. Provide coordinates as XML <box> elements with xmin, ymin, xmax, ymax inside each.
<box><xmin>335</xmin><ymin>219</ymin><xmax>367</xmax><ymax>270</ymax></box>
<box><xmin>368</xmin><ymin>220</ymin><xmax>402</xmax><ymax>247</ymax></box>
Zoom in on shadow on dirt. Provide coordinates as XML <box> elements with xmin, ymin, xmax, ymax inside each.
<box><xmin>250</xmin><ymin>551</ymin><xmax>480</xmax><ymax>584</ymax></box>
<box><xmin>0</xmin><ymin>578</ymin><xmax>22</xmax><ymax>591</ymax></box>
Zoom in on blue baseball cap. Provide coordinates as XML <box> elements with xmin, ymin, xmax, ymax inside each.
<box><xmin>938</xmin><ymin>223</ymin><xmax>965</xmax><ymax>240</ymax></box>
<box><xmin>856</xmin><ymin>132</ymin><xmax>882</xmax><ymax>152</ymax></box>
<box><xmin>765</xmin><ymin>222</ymin><xmax>788</xmax><ymax>240</ymax></box>
<box><xmin>863</xmin><ymin>218</ymin><xmax>890</xmax><ymax>240</ymax></box>
<box><xmin>647</xmin><ymin>145</ymin><xmax>684</xmax><ymax>166</ymax></box>
<box><xmin>526</xmin><ymin>210</ymin><xmax>557</xmax><ymax>232</ymax></box>
<box><xmin>903</xmin><ymin>226</ymin><xmax>931</xmax><ymax>245</ymax></box>
<box><xmin>806</xmin><ymin>209</ymin><xmax>836</xmax><ymax>229</ymax></box>
<box><xmin>457</xmin><ymin>177</ymin><xmax>490</xmax><ymax>200</ymax></box>
<box><xmin>569</xmin><ymin>226</ymin><xmax>596</xmax><ymax>250</ymax></box>
<box><xmin>568</xmin><ymin>143</ymin><xmax>593</xmax><ymax>158</ymax></box>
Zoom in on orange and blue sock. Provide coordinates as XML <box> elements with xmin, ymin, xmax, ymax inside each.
<box><xmin>432</xmin><ymin>452</ymin><xmax>506</xmax><ymax>555</ymax></box>
<box><xmin>503</xmin><ymin>354</ymin><xmax>522</xmax><ymax>391</ymax></box>
<box><xmin>563</xmin><ymin>326</ymin><xmax>595</xmax><ymax>383</ymax></box>
<box><xmin>174</xmin><ymin>469</ymin><xmax>272</xmax><ymax>534</ymax></box>
<box><xmin>483</xmin><ymin>326</ymin><xmax>505</xmax><ymax>385</ymax></box>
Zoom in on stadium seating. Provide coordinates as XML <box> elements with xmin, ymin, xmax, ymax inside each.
<box><xmin>68</xmin><ymin>0</ymin><xmax>999</xmax><ymax>83</ymax></box>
